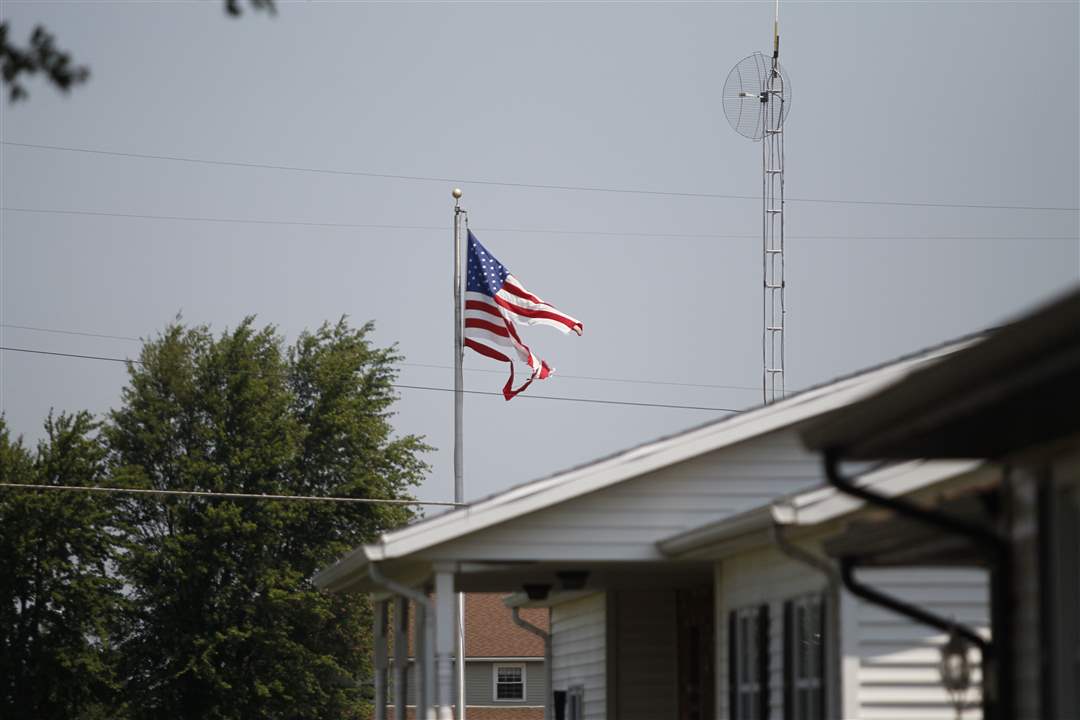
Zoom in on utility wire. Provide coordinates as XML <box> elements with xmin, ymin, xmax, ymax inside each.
<box><xmin>0</xmin><ymin>323</ymin><xmax>765</xmax><ymax>393</ymax></box>
<box><xmin>3</xmin><ymin>207</ymin><xmax>1074</xmax><ymax>242</ymax></box>
<box><xmin>0</xmin><ymin>482</ymin><xmax>463</xmax><ymax>506</ymax></box>
<box><xmin>4</xmin><ymin>141</ymin><xmax>1077</xmax><ymax>213</ymax></box>
<box><xmin>0</xmin><ymin>346</ymin><xmax>745</xmax><ymax>413</ymax></box>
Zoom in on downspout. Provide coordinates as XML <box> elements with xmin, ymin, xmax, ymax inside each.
<box><xmin>823</xmin><ymin>449</ymin><xmax>1012</xmax><ymax>720</ymax></box>
<box><xmin>370</xmin><ymin>563</ymin><xmax>438</xmax><ymax>720</ymax></box>
<box><xmin>770</xmin><ymin>519</ymin><xmax>843</xmax><ymax>720</ymax></box>
<box><xmin>511</xmin><ymin>606</ymin><xmax>552</xmax><ymax>720</ymax></box>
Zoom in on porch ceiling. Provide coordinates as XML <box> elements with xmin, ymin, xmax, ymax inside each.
<box><xmin>449</xmin><ymin>560</ymin><xmax>714</xmax><ymax>594</ymax></box>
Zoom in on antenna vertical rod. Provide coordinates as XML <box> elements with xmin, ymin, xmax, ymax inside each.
<box><xmin>774</xmin><ymin>0</ymin><xmax>780</xmax><ymax>58</ymax></box>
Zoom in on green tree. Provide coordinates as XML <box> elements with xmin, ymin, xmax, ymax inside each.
<box><xmin>107</xmin><ymin>317</ymin><xmax>427</xmax><ymax>719</ymax></box>
<box><xmin>0</xmin><ymin>412</ymin><xmax>124</xmax><ymax>720</ymax></box>
<box><xmin>1</xmin><ymin>0</ymin><xmax>275</xmax><ymax>102</ymax></box>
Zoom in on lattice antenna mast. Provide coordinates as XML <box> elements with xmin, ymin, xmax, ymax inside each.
<box><xmin>722</xmin><ymin>3</ymin><xmax>791</xmax><ymax>405</ymax></box>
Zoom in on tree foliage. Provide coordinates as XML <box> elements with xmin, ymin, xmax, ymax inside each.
<box><xmin>0</xmin><ymin>317</ymin><xmax>428</xmax><ymax>718</ymax></box>
<box><xmin>0</xmin><ymin>412</ymin><xmax>124</xmax><ymax>719</ymax></box>
<box><xmin>1</xmin><ymin>0</ymin><xmax>275</xmax><ymax>103</ymax></box>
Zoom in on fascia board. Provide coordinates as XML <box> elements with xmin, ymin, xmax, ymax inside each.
<box><xmin>312</xmin><ymin>543</ymin><xmax>371</xmax><ymax>591</ymax></box>
<box><xmin>785</xmin><ymin>459</ymin><xmax>984</xmax><ymax>525</ymax></box>
<box><xmin>658</xmin><ymin>506</ymin><xmax>772</xmax><ymax>557</ymax></box>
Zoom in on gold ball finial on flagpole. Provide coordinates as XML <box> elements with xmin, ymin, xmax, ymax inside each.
<box><xmin>452</xmin><ymin>188</ymin><xmax>463</xmax><ymax>199</ymax></box>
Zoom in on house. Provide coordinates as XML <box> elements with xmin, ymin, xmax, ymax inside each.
<box><xmin>657</xmin><ymin>458</ymin><xmax>995</xmax><ymax>720</ymax></box>
<box><xmin>799</xmin><ymin>286</ymin><xmax>1080</xmax><ymax>720</ymax></box>
<box><xmin>391</xmin><ymin>593</ymin><xmax>549</xmax><ymax>720</ymax></box>
<box><xmin>315</xmin><ymin>332</ymin><xmax>996</xmax><ymax>720</ymax></box>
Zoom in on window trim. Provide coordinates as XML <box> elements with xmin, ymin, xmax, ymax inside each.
<box><xmin>492</xmin><ymin>662</ymin><xmax>526</xmax><ymax>703</ymax></box>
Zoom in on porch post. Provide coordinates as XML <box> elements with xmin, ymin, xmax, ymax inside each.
<box><xmin>435</xmin><ymin>567</ymin><xmax>456</xmax><ymax>719</ymax></box>
<box><xmin>394</xmin><ymin>596</ymin><xmax>409</xmax><ymax>720</ymax></box>
<box><xmin>415</xmin><ymin>600</ymin><xmax>428</xmax><ymax>720</ymax></box>
<box><xmin>425</xmin><ymin>599</ymin><xmax>437</xmax><ymax>719</ymax></box>
<box><xmin>374</xmin><ymin>599</ymin><xmax>389</xmax><ymax>720</ymax></box>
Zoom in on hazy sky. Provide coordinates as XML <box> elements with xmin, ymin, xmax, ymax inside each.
<box><xmin>1</xmin><ymin>0</ymin><xmax>1077</xmax><ymax>507</ymax></box>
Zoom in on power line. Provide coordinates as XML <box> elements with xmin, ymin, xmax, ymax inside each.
<box><xmin>0</xmin><ymin>323</ymin><xmax>766</xmax><ymax>393</ymax></box>
<box><xmin>0</xmin><ymin>482</ymin><xmax>463</xmax><ymax>506</ymax></box>
<box><xmin>0</xmin><ymin>345</ymin><xmax>745</xmax><ymax>413</ymax></box>
<box><xmin>1</xmin><ymin>323</ymin><xmax>143</xmax><ymax>343</ymax></box>
<box><xmin>3</xmin><ymin>206</ymin><xmax>1075</xmax><ymax>242</ymax></box>
<box><xmin>4</xmin><ymin>141</ymin><xmax>1077</xmax><ymax>213</ymax></box>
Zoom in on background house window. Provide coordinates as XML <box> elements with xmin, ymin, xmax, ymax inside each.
<box><xmin>784</xmin><ymin>594</ymin><xmax>826</xmax><ymax>720</ymax></box>
<box><xmin>493</xmin><ymin>664</ymin><xmax>525</xmax><ymax>701</ymax></box>
<box><xmin>729</xmin><ymin>604</ymin><xmax>769</xmax><ymax>720</ymax></box>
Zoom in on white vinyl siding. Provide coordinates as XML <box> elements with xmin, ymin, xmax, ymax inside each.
<box><xmin>853</xmin><ymin>568</ymin><xmax>989</xmax><ymax>720</ymax></box>
<box><xmin>431</xmin><ymin>431</ymin><xmax>823</xmax><ymax>562</ymax></box>
<box><xmin>552</xmin><ymin>593</ymin><xmax>607</xmax><ymax>720</ymax></box>
<box><xmin>612</xmin><ymin>590</ymin><xmax>679</xmax><ymax>720</ymax></box>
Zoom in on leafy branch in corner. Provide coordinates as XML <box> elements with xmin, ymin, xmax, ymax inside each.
<box><xmin>0</xmin><ymin>23</ymin><xmax>89</xmax><ymax>103</ymax></box>
<box><xmin>1</xmin><ymin>1</ymin><xmax>275</xmax><ymax>103</ymax></box>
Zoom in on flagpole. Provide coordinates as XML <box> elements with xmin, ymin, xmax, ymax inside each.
<box><xmin>451</xmin><ymin>188</ymin><xmax>466</xmax><ymax>720</ymax></box>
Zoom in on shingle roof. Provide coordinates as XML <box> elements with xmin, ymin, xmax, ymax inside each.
<box><xmin>403</xmin><ymin>593</ymin><xmax>548</xmax><ymax>658</ymax></box>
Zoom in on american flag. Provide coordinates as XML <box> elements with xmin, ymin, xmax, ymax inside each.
<box><xmin>463</xmin><ymin>231</ymin><xmax>583</xmax><ymax>400</ymax></box>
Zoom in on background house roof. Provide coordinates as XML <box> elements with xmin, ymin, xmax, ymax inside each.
<box><xmin>403</xmin><ymin>593</ymin><xmax>547</xmax><ymax>658</ymax></box>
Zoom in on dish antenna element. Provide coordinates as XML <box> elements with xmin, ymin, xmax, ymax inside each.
<box><xmin>722</xmin><ymin>5</ymin><xmax>792</xmax><ymax>405</ymax></box>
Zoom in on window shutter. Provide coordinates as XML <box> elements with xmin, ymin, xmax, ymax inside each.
<box><xmin>758</xmin><ymin>603</ymin><xmax>770</xmax><ymax>720</ymax></box>
<box><xmin>818</xmin><ymin>593</ymin><xmax>828</xmax><ymax>720</ymax></box>
<box><xmin>728</xmin><ymin>610</ymin><xmax>738</xmax><ymax>720</ymax></box>
<box><xmin>783</xmin><ymin>600</ymin><xmax>794</xmax><ymax>720</ymax></box>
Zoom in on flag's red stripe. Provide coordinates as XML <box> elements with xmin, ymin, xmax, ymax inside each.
<box><xmin>493</xmin><ymin>294</ymin><xmax>581</xmax><ymax>331</ymax></box>
<box><xmin>464</xmin><ymin>338</ymin><xmax>511</xmax><ymax>364</ymax></box>
<box><xmin>464</xmin><ymin>299</ymin><xmax>502</xmax><ymax>317</ymax></box>
<box><xmin>500</xmin><ymin>278</ymin><xmax>544</xmax><ymax>305</ymax></box>
<box><xmin>465</xmin><ymin>318</ymin><xmax>510</xmax><ymax>337</ymax></box>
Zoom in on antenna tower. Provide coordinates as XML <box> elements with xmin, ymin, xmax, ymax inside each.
<box><xmin>722</xmin><ymin>1</ymin><xmax>791</xmax><ymax>404</ymax></box>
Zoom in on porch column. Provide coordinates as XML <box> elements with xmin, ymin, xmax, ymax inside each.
<box><xmin>415</xmin><ymin>599</ymin><xmax>428</xmax><ymax>720</ymax></box>
<box><xmin>435</xmin><ymin>567</ymin><xmax>456</xmax><ymax>720</ymax></box>
<box><xmin>394</xmin><ymin>596</ymin><xmax>409</xmax><ymax>720</ymax></box>
<box><xmin>374</xmin><ymin>599</ymin><xmax>389</xmax><ymax>720</ymax></box>
<box><xmin>425</xmin><ymin>599</ymin><xmax>437</xmax><ymax>719</ymax></box>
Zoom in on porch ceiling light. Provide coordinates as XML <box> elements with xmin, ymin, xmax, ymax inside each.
<box><xmin>556</xmin><ymin>570</ymin><xmax>590</xmax><ymax>591</ymax></box>
<box><xmin>523</xmin><ymin>583</ymin><xmax>552</xmax><ymax>601</ymax></box>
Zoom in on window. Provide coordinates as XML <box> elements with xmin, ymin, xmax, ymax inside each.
<box><xmin>493</xmin><ymin>664</ymin><xmax>525</xmax><ymax>702</ymax></box>
<box><xmin>729</xmin><ymin>604</ymin><xmax>769</xmax><ymax>720</ymax></box>
<box><xmin>784</xmin><ymin>594</ymin><xmax>826</xmax><ymax>720</ymax></box>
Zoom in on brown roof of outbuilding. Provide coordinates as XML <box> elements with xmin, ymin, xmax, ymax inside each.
<box><xmin>403</xmin><ymin>593</ymin><xmax>547</xmax><ymax>658</ymax></box>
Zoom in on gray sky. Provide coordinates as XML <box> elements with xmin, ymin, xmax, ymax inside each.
<box><xmin>1</xmin><ymin>0</ymin><xmax>1077</xmax><ymax>507</ymax></box>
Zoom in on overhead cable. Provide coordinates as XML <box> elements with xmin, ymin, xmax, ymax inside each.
<box><xmin>0</xmin><ymin>323</ymin><xmax>766</xmax><ymax>393</ymax></box>
<box><xmin>4</xmin><ymin>141</ymin><xmax>1077</xmax><ymax>212</ymax></box>
<box><xmin>0</xmin><ymin>345</ymin><xmax>745</xmax><ymax>413</ymax></box>
<box><xmin>0</xmin><ymin>482</ymin><xmax>463</xmax><ymax>506</ymax></box>
<box><xmin>2</xmin><ymin>207</ymin><xmax>1073</xmax><ymax>242</ymax></box>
